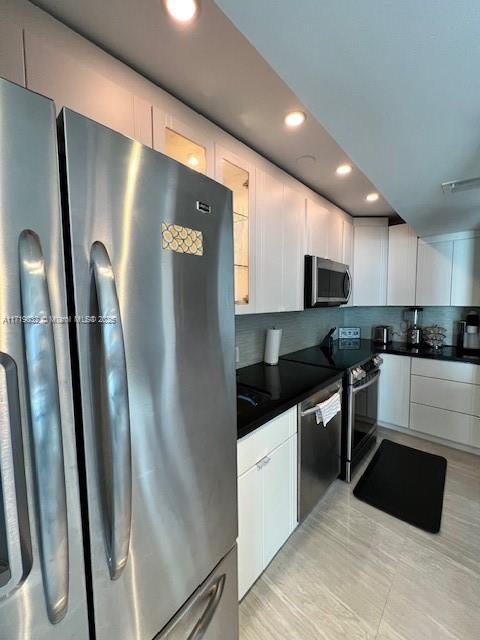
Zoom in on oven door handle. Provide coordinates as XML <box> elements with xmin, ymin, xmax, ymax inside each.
<box><xmin>351</xmin><ymin>370</ymin><xmax>380</xmax><ymax>394</ymax></box>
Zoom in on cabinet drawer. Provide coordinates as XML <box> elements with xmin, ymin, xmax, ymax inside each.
<box><xmin>237</xmin><ymin>407</ymin><xmax>297</xmax><ymax>476</ymax></box>
<box><xmin>410</xmin><ymin>403</ymin><xmax>480</xmax><ymax>448</ymax></box>
<box><xmin>411</xmin><ymin>375</ymin><xmax>479</xmax><ymax>416</ymax></box>
<box><xmin>411</xmin><ymin>359</ymin><xmax>480</xmax><ymax>385</ymax></box>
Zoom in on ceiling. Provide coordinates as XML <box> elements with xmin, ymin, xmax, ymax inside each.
<box><xmin>31</xmin><ymin>0</ymin><xmax>393</xmax><ymax>217</ymax></box>
<box><xmin>216</xmin><ymin>0</ymin><xmax>480</xmax><ymax>237</ymax></box>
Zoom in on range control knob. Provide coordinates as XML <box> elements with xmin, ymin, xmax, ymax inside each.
<box><xmin>373</xmin><ymin>355</ymin><xmax>383</xmax><ymax>367</ymax></box>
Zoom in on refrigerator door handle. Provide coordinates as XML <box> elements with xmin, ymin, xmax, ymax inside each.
<box><xmin>0</xmin><ymin>353</ymin><xmax>31</xmax><ymax>600</ymax></box>
<box><xmin>187</xmin><ymin>573</ymin><xmax>226</xmax><ymax>640</ymax></box>
<box><xmin>18</xmin><ymin>230</ymin><xmax>69</xmax><ymax>624</ymax></box>
<box><xmin>91</xmin><ymin>241</ymin><xmax>132</xmax><ymax>580</ymax></box>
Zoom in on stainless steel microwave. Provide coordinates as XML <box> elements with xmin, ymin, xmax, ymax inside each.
<box><xmin>304</xmin><ymin>255</ymin><xmax>352</xmax><ymax>307</ymax></box>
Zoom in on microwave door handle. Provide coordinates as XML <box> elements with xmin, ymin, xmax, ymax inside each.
<box><xmin>343</xmin><ymin>267</ymin><xmax>352</xmax><ymax>302</ymax></box>
<box><xmin>19</xmin><ymin>230</ymin><xmax>69</xmax><ymax>623</ymax></box>
<box><xmin>91</xmin><ymin>241</ymin><xmax>132</xmax><ymax>580</ymax></box>
<box><xmin>311</xmin><ymin>258</ymin><xmax>318</xmax><ymax>306</ymax></box>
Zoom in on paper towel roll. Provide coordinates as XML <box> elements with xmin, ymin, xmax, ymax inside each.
<box><xmin>264</xmin><ymin>328</ymin><xmax>283</xmax><ymax>365</ymax></box>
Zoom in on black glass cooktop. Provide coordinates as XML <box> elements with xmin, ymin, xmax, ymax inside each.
<box><xmin>281</xmin><ymin>339</ymin><xmax>376</xmax><ymax>371</ymax></box>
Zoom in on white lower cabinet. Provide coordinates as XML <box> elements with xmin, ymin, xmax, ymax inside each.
<box><xmin>262</xmin><ymin>437</ymin><xmax>297</xmax><ymax>566</ymax></box>
<box><xmin>237</xmin><ymin>465</ymin><xmax>263</xmax><ymax>599</ymax></box>
<box><xmin>237</xmin><ymin>408</ymin><xmax>298</xmax><ymax>600</ymax></box>
<box><xmin>378</xmin><ymin>354</ymin><xmax>411</xmax><ymax>428</ymax></box>
<box><xmin>410</xmin><ymin>403</ymin><xmax>480</xmax><ymax>449</ymax></box>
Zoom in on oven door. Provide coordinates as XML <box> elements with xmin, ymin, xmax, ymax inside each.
<box><xmin>346</xmin><ymin>370</ymin><xmax>380</xmax><ymax>477</ymax></box>
<box><xmin>305</xmin><ymin>256</ymin><xmax>352</xmax><ymax>307</ymax></box>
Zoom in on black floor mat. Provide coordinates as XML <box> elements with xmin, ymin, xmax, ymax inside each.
<box><xmin>353</xmin><ymin>439</ymin><xmax>447</xmax><ymax>533</ymax></box>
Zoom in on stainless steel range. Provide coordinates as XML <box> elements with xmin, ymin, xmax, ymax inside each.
<box><xmin>344</xmin><ymin>355</ymin><xmax>383</xmax><ymax>482</ymax></box>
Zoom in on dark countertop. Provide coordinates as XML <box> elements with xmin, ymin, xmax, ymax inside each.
<box><xmin>236</xmin><ymin>360</ymin><xmax>343</xmax><ymax>440</ymax></box>
<box><xmin>377</xmin><ymin>341</ymin><xmax>480</xmax><ymax>364</ymax></box>
<box><xmin>237</xmin><ymin>338</ymin><xmax>480</xmax><ymax>440</ymax></box>
<box><xmin>282</xmin><ymin>339</ymin><xmax>480</xmax><ymax>369</ymax></box>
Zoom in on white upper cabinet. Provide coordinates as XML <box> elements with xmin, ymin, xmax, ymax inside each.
<box><xmin>281</xmin><ymin>184</ymin><xmax>306</xmax><ymax>312</ymax></box>
<box><xmin>0</xmin><ymin>18</ymin><xmax>25</xmax><ymax>86</ymax></box>
<box><xmin>387</xmin><ymin>224</ymin><xmax>418</xmax><ymax>306</ymax></box>
<box><xmin>352</xmin><ymin>218</ymin><xmax>388</xmax><ymax>306</ymax></box>
<box><xmin>306</xmin><ymin>198</ymin><xmax>329</xmax><ymax>259</ymax></box>
<box><xmin>255</xmin><ymin>169</ymin><xmax>284</xmax><ymax>313</ymax></box>
<box><xmin>416</xmin><ymin>238</ymin><xmax>453</xmax><ymax>306</ymax></box>
<box><xmin>451</xmin><ymin>236</ymin><xmax>480</xmax><ymax>307</ymax></box>
<box><xmin>24</xmin><ymin>33</ymin><xmax>135</xmax><ymax>138</ymax></box>
<box><xmin>255</xmin><ymin>170</ymin><xmax>305</xmax><ymax>313</ymax></box>
<box><xmin>153</xmin><ymin>108</ymin><xmax>214</xmax><ymax>176</ymax></box>
<box><xmin>215</xmin><ymin>145</ymin><xmax>256</xmax><ymax>314</ymax></box>
<box><xmin>133</xmin><ymin>96</ymin><xmax>153</xmax><ymax>147</ymax></box>
<box><xmin>327</xmin><ymin>207</ymin><xmax>344</xmax><ymax>263</ymax></box>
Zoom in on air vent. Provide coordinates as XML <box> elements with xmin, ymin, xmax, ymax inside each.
<box><xmin>441</xmin><ymin>176</ymin><xmax>480</xmax><ymax>195</ymax></box>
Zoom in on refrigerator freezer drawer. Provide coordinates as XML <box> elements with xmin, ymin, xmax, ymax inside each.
<box><xmin>156</xmin><ymin>546</ymin><xmax>239</xmax><ymax>640</ymax></box>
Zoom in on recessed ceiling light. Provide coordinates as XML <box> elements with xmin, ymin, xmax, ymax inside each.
<box><xmin>336</xmin><ymin>164</ymin><xmax>352</xmax><ymax>176</ymax></box>
<box><xmin>366</xmin><ymin>192</ymin><xmax>379</xmax><ymax>202</ymax></box>
<box><xmin>164</xmin><ymin>0</ymin><xmax>198</xmax><ymax>23</ymax></box>
<box><xmin>187</xmin><ymin>153</ymin><xmax>200</xmax><ymax>167</ymax></box>
<box><xmin>284</xmin><ymin>111</ymin><xmax>306</xmax><ymax>128</ymax></box>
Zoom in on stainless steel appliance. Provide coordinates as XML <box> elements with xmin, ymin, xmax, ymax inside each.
<box><xmin>298</xmin><ymin>381</ymin><xmax>342</xmax><ymax>521</ymax></box>
<box><xmin>404</xmin><ymin>307</ymin><xmax>423</xmax><ymax>346</ymax></box>
<box><xmin>0</xmin><ymin>79</ymin><xmax>89</xmax><ymax>639</ymax></box>
<box><xmin>304</xmin><ymin>255</ymin><xmax>352</xmax><ymax>307</ymax></box>
<box><xmin>0</xmin><ymin>78</ymin><xmax>238</xmax><ymax>640</ymax></box>
<box><xmin>344</xmin><ymin>355</ymin><xmax>383</xmax><ymax>482</ymax></box>
<box><xmin>458</xmin><ymin>311</ymin><xmax>480</xmax><ymax>354</ymax></box>
<box><xmin>372</xmin><ymin>325</ymin><xmax>393</xmax><ymax>345</ymax></box>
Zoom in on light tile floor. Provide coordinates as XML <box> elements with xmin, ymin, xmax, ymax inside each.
<box><xmin>239</xmin><ymin>428</ymin><xmax>480</xmax><ymax>640</ymax></box>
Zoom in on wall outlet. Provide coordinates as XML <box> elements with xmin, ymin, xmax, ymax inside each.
<box><xmin>338</xmin><ymin>327</ymin><xmax>361</xmax><ymax>339</ymax></box>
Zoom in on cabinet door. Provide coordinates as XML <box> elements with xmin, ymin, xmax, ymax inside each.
<box><xmin>255</xmin><ymin>169</ymin><xmax>284</xmax><ymax>313</ymax></box>
<box><xmin>24</xmin><ymin>33</ymin><xmax>135</xmax><ymax>138</ymax></box>
<box><xmin>215</xmin><ymin>145</ymin><xmax>255</xmax><ymax>313</ymax></box>
<box><xmin>262</xmin><ymin>435</ymin><xmax>297</xmax><ymax>567</ymax></box>
<box><xmin>451</xmin><ymin>237</ymin><xmax>480</xmax><ymax>306</ymax></box>
<box><xmin>0</xmin><ymin>18</ymin><xmax>25</xmax><ymax>86</ymax></box>
<box><xmin>306</xmin><ymin>198</ymin><xmax>329</xmax><ymax>258</ymax></box>
<box><xmin>328</xmin><ymin>208</ymin><xmax>344</xmax><ymax>263</ymax></box>
<box><xmin>352</xmin><ymin>219</ymin><xmax>388</xmax><ymax>306</ymax></box>
<box><xmin>133</xmin><ymin>96</ymin><xmax>152</xmax><ymax>147</ymax></box>
<box><xmin>153</xmin><ymin>109</ymin><xmax>213</xmax><ymax>175</ymax></box>
<box><xmin>282</xmin><ymin>186</ymin><xmax>305</xmax><ymax>312</ymax></box>
<box><xmin>237</xmin><ymin>465</ymin><xmax>263</xmax><ymax>600</ymax></box>
<box><xmin>416</xmin><ymin>239</ymin><xmax>453</xmax><ymax>306</ymax></box>
<box><xmin>387</xmin><ymin>224</ymin><xmax>418</xmax><ymax>306</ymax></box>
<box><xmin>378</xmin><ymin>354</ymin><xmax>411</xmax><ymax>428</ymax></box>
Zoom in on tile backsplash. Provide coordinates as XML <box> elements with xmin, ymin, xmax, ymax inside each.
<box><xmin>235</xmin><ymin>308</ymin><xmax>343</xmax><ymax>368</ymax></box>
<box><xmin>236</xmin><ymin>306</ymin><xmax>478</xmax><ymax>368</ymax></box>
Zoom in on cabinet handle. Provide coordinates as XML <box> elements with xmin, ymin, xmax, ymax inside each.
<box><xmin>256</xmin><ymin>455</ymin><xmax>271</xmax><ymax>470</ymax></box>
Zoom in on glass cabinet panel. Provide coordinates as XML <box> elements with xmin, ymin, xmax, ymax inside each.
<box><xmin>223</xmin><ymin>160</ymin><xmax>250</xmax><ymax>305</ymax></box>
<box><xmin>165</xmin><ymin>128</ymin><xmax>207</xmax><ymax>174</ymax></box>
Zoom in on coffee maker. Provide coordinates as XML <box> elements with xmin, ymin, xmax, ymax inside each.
<box><xmin>457</xmin><ymin>310</ymin><xmax>480</xmax><ymax>354</ymax></box>
<box><xmin>404</xmin><ymin>307</ymin><xmax>423</xmax><ymax>346</ymax></box>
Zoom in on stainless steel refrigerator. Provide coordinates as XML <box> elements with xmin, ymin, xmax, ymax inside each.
<box><xmin>0</xmin><ymin>77</ymin><xmax>239</xmax><ymax>639</ymax></box>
